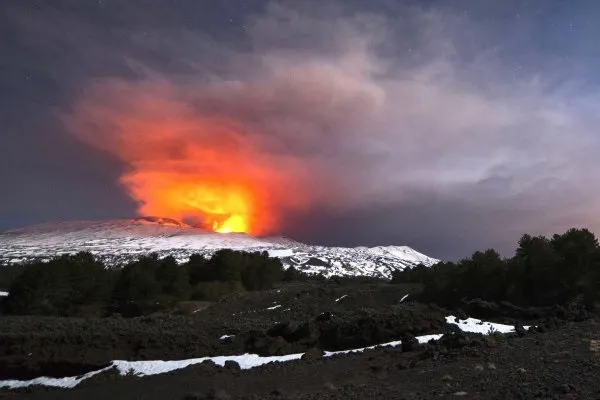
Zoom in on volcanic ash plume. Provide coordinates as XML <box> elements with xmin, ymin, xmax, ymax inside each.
<box><xmin>64</xmin><ymin>10</ymin><xmax>386</xmax><ymax>235</ymax></box>
<box><xmin>62</xmin><ymin>3</ymin><xmax>594</xmax><ymax>247</ymax></box>
<box><xmin>65</xmin><ymin>79</ymin><xmax>324</xmax><ymax>235</ymax></box>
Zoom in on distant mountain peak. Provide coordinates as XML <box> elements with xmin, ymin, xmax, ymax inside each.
<box><xmin>0</xmin><ymin>218</ymin><xmax>439</xmax><ymax>278</ymax></box>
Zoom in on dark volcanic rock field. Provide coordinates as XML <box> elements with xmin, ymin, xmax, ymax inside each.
<box><xmin>1</xmin><ymin>282</ymin><xmax>599</xmax><ymax>399</ymax></box>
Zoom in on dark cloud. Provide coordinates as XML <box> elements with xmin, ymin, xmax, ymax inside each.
<box><xmin>2</xmin><ymin>0</ymin><xmax>600</xmax><ymax>259</ymax></box>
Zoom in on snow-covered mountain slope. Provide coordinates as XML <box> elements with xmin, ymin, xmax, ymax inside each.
<box><xmin>0</xmin><ymin>218</ymin><xmax>439</xmax><ymax>278</ymax></box>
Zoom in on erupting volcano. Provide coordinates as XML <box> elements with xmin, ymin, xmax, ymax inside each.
<box><xmin>65</xmin><ymin>80</ymin><xmax>315</xmax><ymax>235</ymax></box>
<box><xmin>125</xmin><ymin>174</ymin><xmax>257</xmax><ymax>234</ymax></box>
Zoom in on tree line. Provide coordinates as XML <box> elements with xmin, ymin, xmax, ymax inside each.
<box><xmin>392</xmin><ymin>228</ymin><xmax>600</xmax><ymax>309</ymax></box>
<box><xmin>2</xmin><ymin>227</ymin><xmax>599</xmax><ymax>317</ymax></box>
<box><xmin>0</xmin><ymin>250</ymin><xmax>290</xmax><ymax>317</ymax></box>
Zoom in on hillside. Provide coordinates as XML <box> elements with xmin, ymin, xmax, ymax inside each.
<box><xmin>0</xmin><ymin>217</ymin><xmax>438</xmax><ymax>278</ymax></box>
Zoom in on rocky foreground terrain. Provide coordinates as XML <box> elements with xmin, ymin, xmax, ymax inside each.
<box><xmin>1</xmin><ymin>281</ymin><xmax>599</xmax><ymax>399</ymax></box>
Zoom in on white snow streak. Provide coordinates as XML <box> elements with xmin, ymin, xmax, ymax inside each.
<box><xmin>0</xmin><ymin>367</ymin><xmax>112</xmax><ymax>389</ymax></box>
<box><xmin>445</xmin><ymin>316</ymin><xmax>531</xmax><ymax>334</ymax></box>
<box><xmin>334</xmin><ymin>294</ymin><xmax>348</xmax><ymax>302</ymax></box>
<box><xmin>324</xmin><ymin>334</ymin><xmax>444</xmax><ymax>356</ymax></box>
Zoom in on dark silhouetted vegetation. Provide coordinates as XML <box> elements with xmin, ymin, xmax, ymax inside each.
<box><xmin>0</xmin><ymin>265</ymin><xmax>24</xmax><ymax>291</ymax></box>
<box><xmin>2</xmin><ymin>250</ymin><xmax>285</xmax><ymax>317</ymax></box>
<box><xmin>328</xmin><ymin>275</ymin><xmax>389</xmax><ymax>285</ymax></box>
<box><xmin>282</xmin><ymin>266</ymin><xmax>325</xmax><ymax>282</ymax></box>
<box><xmin>185</xmin><ymin>249</ymin><xmax>284</xmax><ymax>300</ymax></box>
<box><xmin>3</xmin><ymin>253</ymin><xmax>113</xmax><ymax>316</ymax></box>
<box><xmin>3</xmin><ymin>227</ymin><xmax>600</xmax><ymax>318</ymax></box>
<box><xmin>392</xmin><ymin>228</ymin><xmax>600</xmax><ymax>309</ymax></box>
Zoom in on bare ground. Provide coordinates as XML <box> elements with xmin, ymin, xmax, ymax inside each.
<box><xmin>1</xmin><ymin>282</ymin><xmax>599</xmax><ymax>399</ymax></box>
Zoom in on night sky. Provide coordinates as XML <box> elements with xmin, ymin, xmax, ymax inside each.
<box><xmin>2</xmin><ymin>0</ymin><xmax>600</xmax><ymax>260</ymax></box>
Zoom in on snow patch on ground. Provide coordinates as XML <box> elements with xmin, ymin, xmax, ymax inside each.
<box><xmin>446</xmin><ymin>316</ymin><xmax>531</xmax><ymax>334</ymax></box>
<box><xmin>0</xmin><ymin>367</ymin><xmax>112</xmax><ymax>389</ymax></box>
<box><xmin>267</xmin><ymin>249</ymin><xmax>294</xmax><ymax>258</ymax></box>
<box><xmin>111</xmin><ymin>353</ymin><xmax>304</xmax><ymax>376</ymax></box>
<box><xmin>324</xmin><ymin>334</ymin><xmax>444</xmax><ymax>356</ymax></box>
<box><xmin>0</xmin><ymin>353</ymin><xmax>305</xmax><ymax>390</ymax></box>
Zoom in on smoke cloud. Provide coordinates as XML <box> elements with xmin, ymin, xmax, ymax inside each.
<box><xmin>4</xmin><ymin>1</ymin><xmax>600</xmax><ymax>258</ymax></box>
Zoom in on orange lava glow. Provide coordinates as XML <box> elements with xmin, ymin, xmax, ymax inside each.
<box><xmin>122</xmin><ymin>172</ymin><xmax>259</xmax><ymax>233</ymax></box>
<box><xmin>66</xmin><ymin>80</ymin><xmax>313</xmax><ymax>235</ymax></box>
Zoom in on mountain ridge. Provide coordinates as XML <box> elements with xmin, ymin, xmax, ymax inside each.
<box><xmin>0</xmin><ymin>218</ymin><xmax>439</xmax><ymax>278</ymax></box>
